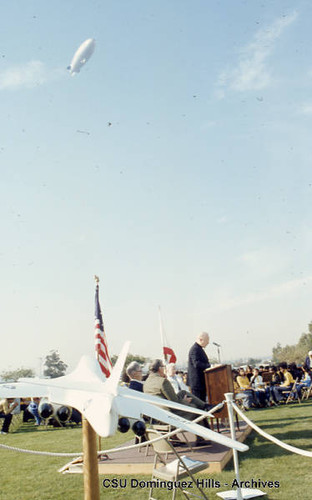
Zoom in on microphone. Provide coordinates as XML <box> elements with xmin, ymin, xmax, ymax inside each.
<box><xmin>213</xmin><ymin>342</ymin><xmax>221</xmax><ymax>347</ymax></box>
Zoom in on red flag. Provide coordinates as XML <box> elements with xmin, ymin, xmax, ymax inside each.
<box><xmin>159</xmin><ymin>305</ymin><xmax>177</xmax><ymax>364</ymax></box>
<box><xmin>163</xmin><ymin>346</ymin><xmax>177</xmax><ymax>364</ymax></box>
<box><xmin>95</xmin><ymin>282</ymin><xmax>112</xmax><ymax>377</ymax></box>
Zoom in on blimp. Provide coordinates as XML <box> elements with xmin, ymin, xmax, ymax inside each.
<box><xmin>67</xmin><ymin>38</ymin><xmax>95</xmax><ymax>76</ymax></box>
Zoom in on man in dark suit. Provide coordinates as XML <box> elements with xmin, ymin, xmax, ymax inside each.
<box><xmin>187</xmin><ymin>332</ymin><xmax>211</xmax><ymax>401</ymax></box>
<box><xmin>126</xmin><ymin>361</ymin><xmax>144</xmax><ymax>392</ymax></box>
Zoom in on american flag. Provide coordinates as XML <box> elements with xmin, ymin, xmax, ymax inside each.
<box><xmin>95</xmin><ymin>282</ymin><xmax>112</xmax><ymax>377</ymax></box>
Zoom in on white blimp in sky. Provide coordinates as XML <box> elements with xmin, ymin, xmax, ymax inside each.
<box><xmin>67</xmin><ymin>38</ymin><xmax>96</xmax><ymax>75</ymax></box>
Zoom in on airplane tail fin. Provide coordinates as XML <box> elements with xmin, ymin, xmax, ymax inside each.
<box><xmin>105</xmin><ymin>341</ymin><xmax>131</xmax><ymax>395</ymax></box>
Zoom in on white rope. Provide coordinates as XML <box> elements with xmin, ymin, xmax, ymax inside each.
<box><xmin>232</xmin><ymin>401</ymin><xmax>312</xmax><ymax>458</ymax></box>
<box><xmin>0</xmin><ymin>404</ymin><xmax>221</xmax><ymax>458</ymax></box>
<box><xmin>0</xmin><ymin>424</ymin><xmax>198</xmax><ymax>457</ymax></box>
<box><xmin>0</xmin><ymin>444</ymin><xmax>81</xmax><ymax>457</ymax></box>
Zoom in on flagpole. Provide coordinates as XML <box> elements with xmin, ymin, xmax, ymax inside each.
<box><xmin>94</xmin><ymin>276</ymin><xmax>102</xmax><ymax>457</ymax></box>
<box><xmin>158</xmin><ymin>305</ymin><xmax>166</xmax><ymax>364</ymax></box>
<box><xmin>94</xmin><ymin>275</ymin><xmax>100</xmax><ymax>366</ymax></box>
<box><xmin>80</xmin><ymin>274</ymin><xmax>102</xmax><ymax>500</ymax></box>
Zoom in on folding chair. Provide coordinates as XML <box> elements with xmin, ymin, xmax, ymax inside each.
<box><xmin>151</xmin><ymin>423</ymin><xmax>193</xmax><ymax>451</ymax></box>
<box><xmin>285</xmin><ymin>379</ymin><xmax>301</xmax><ymax>404</ymax></box>
<box><xmin>146</xmin><ymin>428</ymin><xmax>208</xmax><ymax>500</ymax></box>
<box><xmin>10</xmin><ymin>411</ymin><xmax>24</xmax><ymax>432</ymax></box>
<box><xmin>301</xmin><ymin>385</ymin><xmax>312</xmax><ymax>400</ymax></box>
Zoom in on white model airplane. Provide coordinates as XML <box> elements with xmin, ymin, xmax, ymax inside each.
<box><xmin>0</xmin><ymin>342</ymin><xmax>248</xmax><ymax>452</ymax></box>
<box><xmin>67</xmin><ymin>38</ymin><xmax>96</xmax><ymax>75</ymax></box>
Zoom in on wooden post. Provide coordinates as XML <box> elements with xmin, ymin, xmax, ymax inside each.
<box><xmin>82</xmin><ymin>417</ymin><xmax>100</xmax><ymax>500</ymax></box>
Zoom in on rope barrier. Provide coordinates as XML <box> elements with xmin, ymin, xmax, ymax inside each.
<box><xmin>0</xmin><ymin>444</ymin><xmax>82</xmax><ymax>457</ymax></box>
<box><xmin>0</xmin><ymin>402</ymin><xmax>223</xmax><ymax>457</ymax></box>
<box><xmin>232</xmin><ymin>400</ymin><xmax>312</xmax><ymax>458</ymax></box>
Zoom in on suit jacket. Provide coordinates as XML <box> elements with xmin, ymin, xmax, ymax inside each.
<box><xmin>187</xmin><ymin>342</ymin><xmax>210</xmax><ymax>390</ymax></box>
<box><xmin>143</xmin><ymin>372</ymin><xmax>194</xmax><ymax>420</ymax></box>
<box><xmin>129</xmin><ymin>380</ymin><xmax>143</xmax><ymax>392</ymax></box>
<box><xmin>143</xmin><ymin>372</ymin><xmax>178</xmax><ymax>402</ymax></box>
<box><xmin>305</xmin><ymin>356</ymin><xmax>311</xmax><ymax>370</ymax></box>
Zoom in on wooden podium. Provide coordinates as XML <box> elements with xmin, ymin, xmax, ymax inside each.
<box><xmin>204</xmin><ymin>364</ymin><xmax>233</xmax><ymax>421</ymax></box>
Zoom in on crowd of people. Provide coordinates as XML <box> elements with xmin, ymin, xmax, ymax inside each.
<box><xmin>123</xmin><ymin>336</ymin><xmax>312</xmax><ymax>441</ymax></box>
<box><xmin>1</xmin><ymin>336</ymin><xmax>312</xmax><ymax>437</ymax></box>
<box><xmin>0</xmin><ymin>397</ymin><xmax>81</xmax><ymax>434</ymax></box>
<box><xmin>233</xmin><ymin>356</ymin><xmax>312</xmax><ymax>410</ymax></box>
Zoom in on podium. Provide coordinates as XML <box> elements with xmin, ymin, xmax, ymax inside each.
<box><xmin>204</xmin><ymin>364</ymin><xmax>234</xmax><ymax>421</ymax></box>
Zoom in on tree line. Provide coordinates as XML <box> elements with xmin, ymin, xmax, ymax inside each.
<box><xmin>272</xmin><ymin>322</ymin><xmax>312</xmax><ymax>365</ymax></box>
<box><xmin>2</xmin><ymin>323</ymin><xmax>312</xmax><ymax>382</ymax></box>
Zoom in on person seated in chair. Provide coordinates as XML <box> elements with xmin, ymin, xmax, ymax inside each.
<box><xmin>236</xmin><ymin>368</ymin><xmax>256</xmax><ymax>409</ymax></box>
<box><xmin>0</xmin><ymin>398</ymin><xmax>19</xmax><ymax>434</ymax></box>
<box><xmin>166</xmin><ymin>363</ymin><xmax>190</xmax><ymax>394</ymax></box>
<box><xmin>250</xmin><ymin>368</ymin><xmax>270</xmax><ymax>407</ymax></box>
<box><xmin>126</xmin><ymin>361</ymin><xmax>144</xmax><ymax>392</ymax></box>
<box><xmin>144</xmin><ymin>359</ymin><xmax>211</xmax><ymax>446</ymax></box>
<box><xmin>126</xmin><ymin>361</ymin><xmax>147</xmax><ymax>443</ymax></box>
<box><xmin>295</xmin><ymin>365</ymin><xmax>311</xmax><ymax>395</ymax></box>
<box><xmin>166</xmin><ymin>363</ymin><xmax>214</xmax><ymax>411</ymax></box>
<box><xmin>300</xmin><ymin>366</ymin><xmax>312</xmax><ymax>388</ymax></box>
<box><xmin>272</xmin><ymin>362</ymin><xmax>300</xmax><ymax>403</ymax></box>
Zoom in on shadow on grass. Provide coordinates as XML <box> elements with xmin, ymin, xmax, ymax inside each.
<box><xmin>14</xmin><ymin>423</ymin><xmax>81</xmax><ymax>434</ymax></box>
<box><xmin>252</xmin><ymin>415</ymin><xmax>312</xmax><ymax>430</ymax></box>
<box><xmin>234</xmin><ymin>428</ymin><xmax>312</xmax><ymax>462</ymax></box>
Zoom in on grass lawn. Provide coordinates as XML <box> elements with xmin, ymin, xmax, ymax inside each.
<box><xmin>1</xmin><ymin>400</ymin><xmax>312</xmax><ymax>499</ymax></box>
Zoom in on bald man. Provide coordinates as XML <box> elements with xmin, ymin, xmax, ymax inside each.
<box><xmin>187</xmin><ymin>332</ymin><xmax>211</xmax><ymax>401</ymax></box>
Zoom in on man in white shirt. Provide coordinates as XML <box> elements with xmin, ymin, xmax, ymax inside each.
<box><xmin>166</xmin><ymin>364</ymin><xmax>189</xmax><ymax>394</ymax></box>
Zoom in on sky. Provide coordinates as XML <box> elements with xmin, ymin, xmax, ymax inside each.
<box><xmin>1</xmin><ymin>0</ymin><xmax>312</xmax><ymax>373</ymax></box>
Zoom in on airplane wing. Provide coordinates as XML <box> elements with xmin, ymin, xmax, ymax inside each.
<box><xmin>0</xmin><ymin>382</ymin><xmax>48</xmax><ymax>399</ymax></box>
<box><xmin>114</xmin><ymin>388</ymin><xmax>248</xmax><ymax>452</ymax></box>
<box><xmin>118</xmin><ymin>385</ymin><xmax>209</xmax><ymax>417</ymax></box>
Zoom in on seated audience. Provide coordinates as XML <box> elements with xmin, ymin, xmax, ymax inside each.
<box><xmin>271</xmin><ymin>362</ymin><xmax>300</xmax><ymax>403</ymax></box>
<box><xmin>269</xmin><ymin>365</ymin><xmax>284</xmax><ymax>386</ymax></box>
<box><xmin>288</xmin><ymin>362</ymin><xmax>302</xmax><ymax>382</ymax></box>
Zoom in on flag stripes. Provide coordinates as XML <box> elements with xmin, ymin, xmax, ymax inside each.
<box><xmin>95</xmin><ymin>283</ymin><xmax>112</xmax><ymax>377</ymax></box>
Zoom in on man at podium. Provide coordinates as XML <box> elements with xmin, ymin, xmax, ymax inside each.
<box><xmin>187</xmin><ymin>332</ymin><xmax>211</xmax><ymax>401</ymax></box>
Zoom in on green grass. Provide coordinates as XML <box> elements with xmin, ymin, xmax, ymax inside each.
<box><xmin>1</xmin><ymin>401</ymin><xmax>312</xmax><ymax>499</ymax></box>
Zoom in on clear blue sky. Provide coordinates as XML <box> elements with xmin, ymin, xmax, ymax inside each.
<box><xmin>1</xmin><ymin>0</ymin><xmax>312</xmax><ymax>373</ymax></box>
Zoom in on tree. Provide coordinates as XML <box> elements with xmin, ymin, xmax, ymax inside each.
<box><xmin>43</xmin><ymin>350</ymin><xmax>68</xmax><ymax>378</ymax></box>
<box><xmin>110</xmin><ymin>353</ymin><xmax>150</xmax><ymax>367</ymax></box>
<box><xmin>0</xmin><ymin>367</ymin><xmax>35</xmax><ymax>382</ymax></box>
<box><xmin>272</xmin><ymin>324</ymin><xmax>312</xmax><ymax>364</ymax></box>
